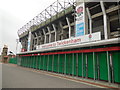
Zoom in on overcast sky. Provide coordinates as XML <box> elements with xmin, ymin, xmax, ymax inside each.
<box><xmin>0</xmin><ymin>0</ymin><xmax>56</xmax><ymax>54</ymax></box>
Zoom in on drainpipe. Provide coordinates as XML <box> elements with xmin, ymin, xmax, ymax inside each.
<box><xmin>66</xmin><ymin>17</ymin><xmax>71</xmax><ymax>38</ymax></box>
<box><xmin>86</xmin><ymin>8</ymin><xmax>92</xmax><ymax>34</ymax></box>
<box><xmin>100</xmin><ymin>1</ymin><xmax>108</xmax><ymax>39</ymax></box>
<box><xmin>52</xmin><ymin>24</ymin><xmax>57</xmax><ymax>41</ymax></box>
<box><xmin>42</xmin><ymin>29</ymin><xmax>46</xmax><ymax>44</ymax></box>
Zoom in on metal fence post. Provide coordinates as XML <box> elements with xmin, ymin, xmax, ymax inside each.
<box><xmin>93</xmin><ymin>52</ymin><xmax>96</xmax><ymax>81</ymax></box>
<box><xmin>47</xmin><ymin>55</ymin><xmax>49</xmax><ymax>71</ymax></box>
<box><xmin>82</xmin><ymin>53</ymin><xmax>84</xmax><ymax>78</ymax></box>
<box><xmin>52</xmin><ymin>55</ymin><xmax>54</xmax><ymax>72</ymax></box>
<box><xmin>58</xmin><ymin>54</ymin><xmax>60</xmax><ymax>73</ymax></box>
<box><xmin>76</xmin><ymin>53</ymin><xmax>78</xmax><ymax>77</ymax></box>
<box><xmin>39</xmin><ymin>55</ymin><xmax>41</xmax><ymax>70</ymax></box>
<box><xmin>64</xmin><ymin>54</ymin><xmax>66</xmax><ymax>76</ymax></box>
<box><xmin>72</xmin><ymin>53</ymin><xmax>74</xmax><ymax>77</ymax></box>
<box><xmin>107</xmin><ymin>51</ymin><xmax>111</xmax><ymax>84</ymax></box>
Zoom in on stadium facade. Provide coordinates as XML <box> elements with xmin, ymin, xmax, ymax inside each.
<box><xmin>17</xmin><ymin>0</ymin><xmax>120</xmax><ymax>84</ymax></box>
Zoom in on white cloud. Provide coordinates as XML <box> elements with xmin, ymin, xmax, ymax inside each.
<box><xmin>0</xmin><ymin>0</ymin><xmax>56</xmax><ymax>54</ymax></box>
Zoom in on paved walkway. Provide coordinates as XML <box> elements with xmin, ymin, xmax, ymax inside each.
<box><xmin>2</xmin><ymin>63</ymin><xmax>117</xmax><ymax>89</ymax></box>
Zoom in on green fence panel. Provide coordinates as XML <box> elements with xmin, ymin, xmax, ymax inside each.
<box><xmin>9</xmin><ymin>57</ymin><xmax>17</xmax><ymax>64</ymax></box>
<box><xmin>66</xmin><ymin>54</ymin><xmax>72</xmax><ymax>75</ymax></box>
<box><xmin>66</xmin><ymin>54</ymin><xmax>69</xmax><ymax>75</ymax></box>
<box><xmin>30</xmin><ymin>56</ymin><xmax>32</xmax><ymax>68</ymax></box>
<box><xmin>98</xmin><ymin>52</ymin><xmax>108</xmax><ymax>81</ymax></box>
<box><xmin>87</xmin><ymin>53</ymin><xmax>94</xmax><ymax>79</ymax></box>
<box><xmin>73</xmin><ymin>53</ymin><xmax>77</xmax><ymax>76</ymax></box>
<box><xmin>44</xmin><ymin>55</ymin><xmax>48</xmax><ymax>70</ymax></box>
<box><xmin>25</xmin><ymin>57</ymin><xmax>27</xmax><ymax>67</ymax></box>
<box><xmin>112</xmin><ymin>51</ymin><xmax>120</xmax><ymax>83</ymax></box>
<box><xmin>34</xmin><ymin>56</ymin><xmax>36</xmax><ymax>68</ymax></box>
<box><xmin>26</xmin><ymin>57</ymin><xmax>28</xmax><ymax>67</ymax></box>
<box><xmin>28</xmin><ymin>56</ymin><xmax>30</xmax><ymax>68</ymax></box>
<box><xmin>33</xmin><ymin>56</ymin><xmax>35</xmax><ymax>68</ymax></box>
<box><xmin>31</xmin><ymin>56</ymin><xmax>34</xmax><ymax>68</ymax></box>
<box><xmin>59</xmin><ymin>54</ymin><xmax>64</xmax><ymax>74</ymax></box>
<box><xmin>37</xmin><ymin>56</ymin><xmax>40</xmax><ymax>69</ymax></box>
<box><xmin>24</xmin><ymin>57</ymin><xmax>26</xmax><ymax>67</ymax></box>
<box><xmin>36</xmin><ymin>56</ymin><xmax>38</xmax><ymax>69</ymax></box>
<box><xmin>40</xmin><ymin>55</ymin><xmax>44</xmax><ymax>70</ymax></box>
<box><xmin>48</xmin><ymin>55</ymin><xmax>53</xmax><ymax>71</ymax></box>
<box><xmin>22</xmin><ymin>57</ymin><xmax>25</xmax><ymax>67</ymax></box>
<box><xmin>53</xmin><ymin>54</ymin><xmax>58</xmax><ymax>72</ymax></box>
<box><xmin>21</xmin><ymin>57</ymin><xmax>23</xmax><ymax>66</ymax></box>
<box><xmin>83</xmin><ymin>54</ymin><xmax>87</xmax><ymax>77</ymax></box>
<box><xmin>78</xmin><ymin>53</ymin><xmax>82</xmax><ymax>77</ymax></box>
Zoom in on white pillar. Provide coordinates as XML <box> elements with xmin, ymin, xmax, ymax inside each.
<box><xmin>42</xmin><ymin>29</ymin><xmax>46</xmax><ymax>44</ymax></box>
<box><xmin>100</xmin><ymin>1</ymin><xmax>108</xmax><ymax>39</ymax></box>
<box><xmin>47</xmin><ymin>27</ymin><xmax>51</xmax><ymax>43</ymax></box>
<box><xmin>52</xmin><ymin>24</ymin><xmax>57</xmax><ymax>41</ymax></box>
<box><xmin>66</xmin><ymin>17</ymin><xmax>71</xmax><ymax>38</ymax></box>
<box><xmin>86</xmin><ymin>8</ymin><xmax>92</xmax><ymax>34</ymax></box>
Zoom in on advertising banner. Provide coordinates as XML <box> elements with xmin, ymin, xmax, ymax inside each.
<box><xmin>36</xmin><ymin>32</ymin><xmax>101</xmax><ymax>50</ymax></box>
<box><xmin>75</xmin><ymin>3</ymin><xmax>85</xmax><ymax>37</ymax></box>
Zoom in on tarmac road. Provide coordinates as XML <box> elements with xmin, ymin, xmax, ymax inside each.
<box><xmin>2</xmin><ymin>64</ymin><xmax>101</xmax><ymax>88</ymax></box>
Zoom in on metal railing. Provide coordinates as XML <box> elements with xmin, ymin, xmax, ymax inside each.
<box><xmin>17</xmin><ymin>0</ymin><xmax>75</xmax><ymax>36</ymax></box>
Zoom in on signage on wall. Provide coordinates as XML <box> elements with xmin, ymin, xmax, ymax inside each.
<box><xmin>36</xmin><ymin>32</ymin><xmax>101</xmax><ymax>50</ymax></box>
<box><xmin>75</xmin><ymin>3</ymin><xmax>85</xmax><ymax>37</ymax></box>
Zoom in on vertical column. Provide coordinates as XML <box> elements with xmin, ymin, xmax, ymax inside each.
<box><xmin>27</xmin><ymin>31</ymin><xmax>32</xmax><ymax>51</ymax></box>
<box><xmin>86</xmin><ymin>54</ymin><xmax>88</xmax><ymax>78</ymax></box>
<box><xmin>86</xmin><ymin>8</ymin><xmax>92</xmax><ymax>34</ymax></box>
<box><xmin>93</xmin><ymin>52</ymin><xmax>96</xmax><ymax>81</ymax></box>
<box><xmin>82</xmin><ymin>53</ymin><xmax>84</xmax><ymax>78</ymax></box>
<box><xmin>43</xmin><ymin>55</ymin><xmax>45</xmax><ymax>71</ymax></box>
<box><xmin>72</xmin><ymin>53</ymin><xmax>74</xmax><ymax>77</ymax></box>
<box><xmin>52</xmin><ymin>24</ymin><xmax>57</xmax><ymax>41</ymax></box>
<box><xmin>36</xmin><ymin>56</ymin><xmax>38</xmax><ymax>69</ymax></box>
<box><xmin>107</xmin><ymin>51</ymin><xmax>111</xmax><ymax>83</ymax></box>
<box><xmin>42</xmin><ymin>29</ymin><xmax>46</xmax><ymax>44</ymax></box>
<box><xmin>58</xmin><ymin>54</ymin><xmax>60</xmax><ymax>73</ymax></box>
<box><xmin>47</xmin><ymin>55</ymin><xmax>49</xmax><ymax>71</ymax></box>
<box><xmin>59</xmin><ymin>21</ymin><xmax>64</xmax><ymax>40</ymax></box>
<box><xmin>47</xmin><ymin>27</ymin><xmax>51</xmax><ymax>43</ymax></box>
<box><xmin>110</xmin><ymin>54</ymin><xmax>114</xmax><ymax>83</ymax></box>
<box><xmin>76</xmin><ymin>53</ymin><xmax>79</xmax><ymax>77</ymax></box>
<box><xmin>64</xmin><ymin>54</ymin><xmax>66</xmax><ymax>75</ymax></box>
<box><xmin>52</xmin><ymin>55</ymin><xmax>54</xmax><ymax>72</ymax></box>
<box><xmin>66</xmin><ymin>17</ymin><xmax>71</xmax><ymax>38</ymax></box>
<box><xmin>39</xmin><ymin>55</ymin><xmax>41</xmax><ymax>70</ymax></box>
<box><xmin>100</xmin><ymin>1</ymin><xmax>109</xmax><ymax>39</ymax></box>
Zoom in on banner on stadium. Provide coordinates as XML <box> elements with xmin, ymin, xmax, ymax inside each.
<box><xmin>75</xmin><ymin>3</ymin><xmax>85</xmax><ymax>37</ymax></box>
<box><xmin>36</xmin><ymin>32</ymin><xmax>101</xmax><ymax>50</ymax></box>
